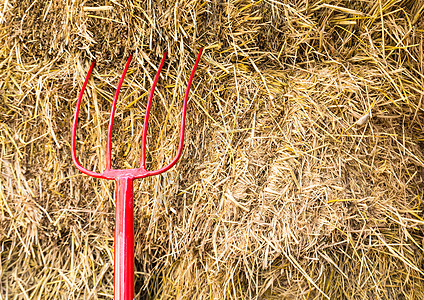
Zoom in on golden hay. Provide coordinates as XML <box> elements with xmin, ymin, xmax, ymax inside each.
<box><xmin>1</xmin><ymin>0</ymin><xmax>424</xmax><ymax>299</ymax></box>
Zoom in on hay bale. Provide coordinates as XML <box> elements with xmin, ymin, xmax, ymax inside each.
<box><xmin>1</xmin><ymin>0</ymin><xmax>424</xmax><ymax>299</ymax></box>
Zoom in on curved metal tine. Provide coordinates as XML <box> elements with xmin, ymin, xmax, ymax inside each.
<box><xmin>105</xmin><ymin>55</ymin><xmax>133</xmax><ymax>171</ymax></box>
<box><xmin>138</xmin><ymin>48</ymin><xmax>203</xmax><ymax>178</ymax></box>
<box><xmin>139</xmin><ymin>51</ymin><xmax>167</xmax><ymax>170</ymax></box>
<box><xmin>71</xmin><ymin>60</ymin><xmax>105</xmax><ymax>179</ymax></box>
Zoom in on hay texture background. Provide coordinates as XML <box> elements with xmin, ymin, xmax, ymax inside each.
<box><xmin>1</xmin><ymin>0</ymin><xmax>424</xmax><ymax>299</ymax></box>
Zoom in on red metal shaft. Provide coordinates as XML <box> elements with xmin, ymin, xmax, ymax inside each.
<box><xmin>114</xmin><ymin>177</ymin><xmax>135</xmax><ymax>300</ymax></box>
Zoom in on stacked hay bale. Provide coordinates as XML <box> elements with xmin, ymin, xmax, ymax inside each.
<box><xmin>1</xmin><ymin>0</ymin><xmax>423</xmax><ymax>299</ymax></box>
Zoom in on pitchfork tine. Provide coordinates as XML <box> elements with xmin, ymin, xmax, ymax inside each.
<box><xmin>140</xmin><ymin>52</ymin><xmax>167</xmax><ymax>170</ymax></box>
<box><xmin>71</xmin><ymin>60</ymin><xmax>104</xmax><ymax>179</ymax></box>
<box><xmin>106</xmin><ymin>55</ymin><xmax>133</xmax><ymax>171</ymax></box>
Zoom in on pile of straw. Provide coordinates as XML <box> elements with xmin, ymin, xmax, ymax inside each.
<box><xmin>1</xmin><ymin>0</ymin><xmax>424</xmax><ymax>299</ymax></box>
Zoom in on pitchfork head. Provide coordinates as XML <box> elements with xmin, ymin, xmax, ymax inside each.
<box><xmin>71</xmin><ymin>48</ymin><xmax>202</xmax><ymax>180</ymax></box>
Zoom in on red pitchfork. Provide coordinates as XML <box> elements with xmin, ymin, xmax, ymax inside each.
<box><xmin>71</xmin><ymin>48</ymin><xmax>202</xmax><ymax>299</ymax></box>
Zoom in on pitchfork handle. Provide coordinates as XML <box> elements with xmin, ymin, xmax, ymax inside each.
<box><xmin>115</xmin><ymin>177</ymin><xmax>135</xmax><ymax>300</ymax></box>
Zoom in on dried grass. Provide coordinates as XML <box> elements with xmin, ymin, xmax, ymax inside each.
<box><xmin>1</xmin><ymin>0</ymin><xmax>424</xmax><ymax>299</ymax></box>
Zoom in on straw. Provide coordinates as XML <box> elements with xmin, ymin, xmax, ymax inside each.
<box><xmin>1</xmin><ymin>0</ymin><xmax>423</xmax><ymax>299</ymax></box>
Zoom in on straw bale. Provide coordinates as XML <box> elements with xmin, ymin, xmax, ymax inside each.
<box><xmin>1</xmin><ymin>0</ymin><xmax>424</xmax><ymax>299</ymax></box>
